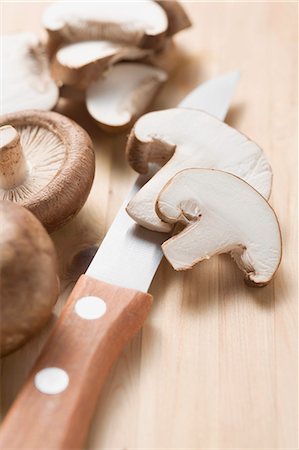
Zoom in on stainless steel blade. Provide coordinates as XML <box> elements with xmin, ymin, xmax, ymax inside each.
<box><xmin>178</xmin><ymin>71</ymin><xmax>240</xmax><ymax>121</ymax></box>
<box><xmin>87</xmin><ymin>170</ymin><xmax>167</xmax><ymax>291</ymax></box>
<box><xmin>86</xmin><ymin>72</ymin><xmax>240</xmax><ymax>291</ymax></box>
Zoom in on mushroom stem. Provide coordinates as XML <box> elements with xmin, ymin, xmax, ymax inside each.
<box><xmin>0</xmin><ymin>125</ymin><xmax>28</xmax><ymax>189</ymax></box>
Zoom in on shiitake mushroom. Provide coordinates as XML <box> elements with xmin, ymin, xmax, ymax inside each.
<box><xmin>0</xmin><ymin>201</ymin><xmax>59</xmax><ymax>356</ymax></box>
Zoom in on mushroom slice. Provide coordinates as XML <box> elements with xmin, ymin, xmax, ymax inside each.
<box><xmin>86</xmin><ymin>63</ymin><xmax>167</xmax><ymax>132</ymax></box>
<box><xmin>156</xmin><ymin>0</ymin><xmax>192</xmax><ymax>36</ymax></box>
<box><xmin>0</xmin><ymin>110</ymin><xmax>95</xmax><ymax>233</ymax></box>
<box><xmin>1</xmin><ymin>33</ymin><xmax>59</xmax><ymax>114</ymax></box>
<box><xmin>157</xmin><ymin>168</ymin><xmax>282</xmax><ymax>286</ymax></box>
<box><xmin>51</xmin><ymin>40</ymin><xmax>152</xmax><ymax>89</ymax></box>
<box><xmin>126</xmin><ymin>108</ymin><xmax>272</xmax><ymax>232</ymax></box>
<box><xmin>42</xmin><ymin>1</ymin><xmax>168</xmax><ymax>51</ymax></box>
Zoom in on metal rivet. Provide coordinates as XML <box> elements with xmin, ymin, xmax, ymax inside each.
<box><xmin>34</xmin><ymin>367</ymin><xmax>69</xmax><ymax>395</ymax></box>
<box><xmin>75</xmin><ymin>296</ymin><xmax>107</xmax><ymax>320</ymax></box>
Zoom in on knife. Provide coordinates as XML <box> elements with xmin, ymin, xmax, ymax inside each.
<box><xmin>0</xmin><ymin>71</ymin><xmax>239</xmax><ymax>450</ymax></box>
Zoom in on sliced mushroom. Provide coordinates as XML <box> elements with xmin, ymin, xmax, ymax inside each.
<box><xmin>1</xmin><ymin>33</ymin><xmax>59</xmax><ymax>114</ymax></box>
<box><xmin>0</xmin><ymin>110</ymin><xmax>95</xmax><ymax>232</ymax></box>
<box><xmin>156</xmin><ymin>0</ymin><xmax>192</xmax><ymax>36</ymax></box>
<box><xmin>42</xmin><ymin>1</ymin><xmax>168</xmax><ymax>51</ymax></box>
<box><xmin>126</xmin><ymin>108</ymin><xmax>272</xmax><ymax>232</ymax></box>
<box><xmin>51</xmin><ymin>40</ymin><xmax>153</xmax><ymax>89</ymax></box>
<box><xmin>86</xmin><ymin>63</ymin><xmax>167</xmax><ymax>132</ymax></box>
<box><xmin>0</xmin><ymin>201</ymin><xmax>59</xmax><ymax>356</ymax></box>
<box><xmin>156</xmin><ymin>168</ymin><xmax>282</xmax><ymax>286</ymax></box>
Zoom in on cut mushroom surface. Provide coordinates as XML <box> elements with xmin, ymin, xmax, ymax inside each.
<box><xmin>1</xmin><ymin>33</ymin><xmax>59</xmax><ymax>114</ymax></box>
<box><xmin>52</xmin><ymin>40</ymin><xmax>152</xmax><ymax>89</ymax></box>
<box><xmin>86</xmin><ymin>63</ymin><xmax>167</xmax><ymax>132</ymax></box>
<box><xmin>42</xmin><ymin>1</ymin><xmax>168</xmax><ymax>50</ymax></box>
<box><xmin>157</xmin><ymin>168</ymin><xmax>281</xmax><ymax>286</ymax></box>
<box><xmin>57</xmin><ymin>41</ymin><xmax>125</xmax><ymax>69</ymax></box>
<box><xmin>126</xmin><ymin>108</ymin><xmax>272</xmax><ymax>232</ymax></box>
<box><xmin>0</xmin><ymin>110</ymin><xmax>95</xmax><ymax>232</ymax></box>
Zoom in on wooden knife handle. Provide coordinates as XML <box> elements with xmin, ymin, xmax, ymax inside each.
<box><xmin>0</xmin><ymin>274</ymin><xmax>152</xmax><ymax>450</ymax></box>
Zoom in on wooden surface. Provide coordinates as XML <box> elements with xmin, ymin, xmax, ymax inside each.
<box><xmin>1</xmin><ymin>2</ymin><xmax>298</xmax><ymax>449</ymax></box>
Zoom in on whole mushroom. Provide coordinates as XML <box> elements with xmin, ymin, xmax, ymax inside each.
<box><xmin>0</xmin><ymin>201</ymin><xmax>59</xmax><ymax>356</ymax></box>
<box><xmin>0</xmin><ymin>110</ymin><xmax>95</xmax><ymax>232</ymax></box>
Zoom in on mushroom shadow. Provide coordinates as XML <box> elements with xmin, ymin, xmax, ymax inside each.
<box><xmin>179</xmin><ymin>253</ymin><xmax>285</xmax><ymax>317</ymax></box>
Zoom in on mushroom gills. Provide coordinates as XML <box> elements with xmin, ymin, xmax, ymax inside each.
<box><xmin>86</xmin><ymin>63</ymin><xmax>167</xmax><ymax>131</ymax></box>
<box><xmin>126</xmin><ymin>108</ymin><xmax>273</xmax><ymax>232</ymax></box>
<box><xmin>1</xmin><ymin>33</ymin><xmax>58</xmax><ymax>114</ymax></box>
<box><xmin>0</xmin><ymin>124</ymin><xmax>65</xmax><ymax>201</ymax></box>
<box><xmin>0</xmin><ymin>110</ymin><xmax>95</xmax><ymax>232</ymax></box>
<box><xmin>157</xmin><ymin>168</ymin><xmax>282</xmax><ymax>286</ymax></box>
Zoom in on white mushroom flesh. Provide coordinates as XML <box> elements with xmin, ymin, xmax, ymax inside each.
<box><xmin>1</xmin><ymin>33</ymin><xmax>59</xmax><ymax>114</ymax></box>
<box><xmin>0</xmin><ymin>125</ymin><xmax>65</xmax><ymax>202</ymax></box>
<box><xmin>42</xmin><ymin>1</ymin><xmax>168</xmax><ymax>46</ymax></box>
<box><xmin>126</xmin><ymin>108</ymin><xmax>272</xmax><ymax>232</ymax></box>
<box><xmin>56</xmin><ymin>40</ymin><xmax>151</xmax><ymax>69</ymax></box>
<box><xmin>157</xmin><ymin>169</ymin><xmax>281</xmax><ymax>286</ymax></box>
<box><xmin>86</xmin><ymin>63</ymin><xmax>167</xmax><ymax>128</ymax></box>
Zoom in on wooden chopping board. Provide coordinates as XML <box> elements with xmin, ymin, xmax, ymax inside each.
<box><xmin>1</xmin><ymin>2</ymin><xmax>297</xmax><ymax>449</ymax></box>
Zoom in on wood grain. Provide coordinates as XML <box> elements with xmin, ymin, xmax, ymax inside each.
<box><xmin>1</xmin><ymin>2</ymin><xmax>298</xmax><ymax>449</ymax></box>
<box><xmin>0</xmin><ymin>275</ymin><xmax>152</xmax><ymax>449</ymax></box>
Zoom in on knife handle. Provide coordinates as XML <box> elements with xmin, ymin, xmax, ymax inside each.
<box><xmin>0</xmin><ymin>274</ymin><xmax>152</xmax><ymax>450</ymax></box>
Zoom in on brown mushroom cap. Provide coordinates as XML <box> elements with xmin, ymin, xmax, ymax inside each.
<box><xmin>0</xmin><ymin>201</ymin><xmax>59</xmax><ymax>356</ymax></box>
<box><xmin>0</xmin><ymin>110</ymin><xmax>95</xmax><ymax>232</ymax></box>
<box><xmin>156</xmin><ymin>0</ymin><xmax>192</xmax><ymax>36</ymax></box>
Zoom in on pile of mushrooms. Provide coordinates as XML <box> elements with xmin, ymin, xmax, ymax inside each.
<box><xmin>2</xmin><ymin>1</ymin><xmax>191</xmax><ymax>132</ymax></box>
<box><xmin>126</xmin><ymin>108</ymin><xmax>282</xmax><ymax>286</ymax></box>
<box><xmin>0</xmin><ymin>110</ymin><xmax>95</xmax><ymax>356</ymax></box>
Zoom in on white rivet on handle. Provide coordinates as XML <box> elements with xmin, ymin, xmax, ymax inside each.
<box><xmin>34</xmin><ymin>367</ymin><xmax>69</xmax><ymax>395</ymax></box>
<box><xmin>75</xmin><ymin>296</ymin><xmax>107</xmax><ymax>320</ymax></box>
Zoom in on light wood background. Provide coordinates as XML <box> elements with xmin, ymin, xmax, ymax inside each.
<box><xmin>1</xmin><ymin>2</ymin><xmax>298</xmax><ymax>449</ymax></box>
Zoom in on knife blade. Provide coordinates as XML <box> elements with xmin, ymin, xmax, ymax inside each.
<box><xmin>0</xmin><ymin>72</ymin><xmax>239</xmax><ymax>450</ymax></box>
<box><xmin>87</xmin><ymin>71</ymin><xmax>240</xmax><ymax>291</ymax></box>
